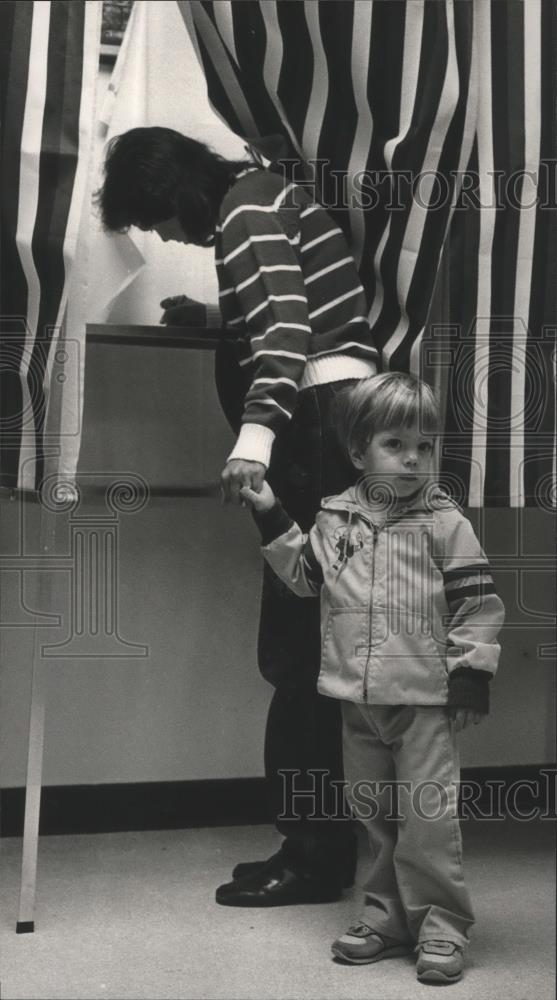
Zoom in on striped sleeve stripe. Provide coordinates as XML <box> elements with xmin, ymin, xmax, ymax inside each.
<box><xmin>234</xmin><ymin>168</ymin><xmax>259</xmax><ymax>181</ymax></box>
<box><xmin>251</xmin><ymin>397</ymin><xmax>293</xmax><ymax>418</ymax></box>
<box><xmin>442</xmin><ymin>563</ymin><xmax>493</xmax><ymax>583</ymax></box>
<box><xmin>235</xmin><ymin>265</ymin><xmax>301</xmax><ymax>294</ymax></box>
<box><xmin>304</xmin><ymin>257</ymin><xmax>354</xmax><ymax>284</ymax></box>
<box><xmin>252</xmin><ymin>377</ymin><xmax>299</xmax><ymax>389</ymax></box>
<box><xmin>251</xmin><ymin>348</ymin><xmax>308</xmax><ymax>361</ymax></box>
<box><xmin>223</xmin><ymin>234</ymin><xmax>291</xmax><ymax>265</ymax></box>
<box><xmin>258</xmin><ymin>322</ymin><xmax>312</xmax><ymax>336</ymax></box>
<box><xmin>446</xmin><ymin>582</ymin><xmax>498</xmax><ymax>602</ymax></box>
<box><xmin>250</xmin><ymin>330</ymin><xmax>307</xmax><ymax>346</ymax></box>
<box><xmin>300</xmin><ymin>205</ymin><xmax>320</xmax><ymax>219</ymax></box>
<box><xmin>300</xmin><ymin>229</ymin><xmax>344</xmax><ymax>254</ymax></box>
<box><xmin>273</xmin><ymin>183</ymin><xmax>297</xmax><ymax>208</ymax></box>
<box><xmin>219</xmin><ymin>266</ymin><xmax>302</xmax><ymax>301</ymax></box>
<box><xmin>310</xmin><ymin>341</ymin><xmax>378</xmax><ymax>359</ymax></box>
<box><xmin>217</xmin><ymin>194</ymin><xmax>296</xmax><ymax>231</ymax></box>
<box><xmin>445</xmin><ymin>575</ymin><xmax>495</xmax><ymax>591</ymax></box>
<box><xmin>245</xmin><ymin>295</ymin><xmax>307</xmax><ymax>322</ymax></box>
<box><xmin>308</xmin><ymin>286</ymin><xmax>364</xmax><ymax>320</ymax></box>
<box><xmin>239</xmin><ymin>349</ymin><xmax>307</xmax><ymax>367</ymax></box>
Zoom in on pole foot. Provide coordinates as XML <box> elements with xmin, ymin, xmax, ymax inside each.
<box><xmin>16</xmin><ymin>921</ymin><xmax>34</xmax><ymax>934</ymax></box>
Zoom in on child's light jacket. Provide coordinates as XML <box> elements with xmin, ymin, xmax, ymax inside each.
<box><xmin>261</xmin><ymin>485</ymin><xmax>505</xmax><ymax>705</ymax></box>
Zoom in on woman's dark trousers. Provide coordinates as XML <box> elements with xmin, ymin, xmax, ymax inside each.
<box><xmin>215</xmin><ymin>344</ymin><xmax>358</xmax><ymax>887</ymax></box>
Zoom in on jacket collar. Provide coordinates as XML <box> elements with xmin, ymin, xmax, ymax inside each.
<box><xmin>321</xmin><ymin>481</ymin><xmax>454</xmax><ymax>525</ymax></box>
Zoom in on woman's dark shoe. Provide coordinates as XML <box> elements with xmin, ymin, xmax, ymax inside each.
<box><xmin>216</xmin><ymin>858</ymin><xmax>344</xmax><ymax>907</ymax></box>
<box><xmin>232</xmin><ymin>848</ymin><xmax>357</xmax><ymax>888</ymax></box>
<box><xmin>232</xmin><ymin>851</ymin><xmax>283</xmax><ymax>882</ymax></box>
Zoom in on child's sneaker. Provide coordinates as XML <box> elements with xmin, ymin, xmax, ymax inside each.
<box><xmin>332</xmin><ymin>923</ymin><xmax>411</xmax><ymax>964</ymax></box>
<box><xmin>416</xmin><ymin>940</ymin><xmax>464</xmax><ymax>983</ymax></box>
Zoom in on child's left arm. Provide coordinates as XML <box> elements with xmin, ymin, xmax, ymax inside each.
<box><xmin>440</xmin><ymin>512</ymin><xmax>506</xmax><ymax>720</ymax></box>
<box><xmin>240</xmin><ymin>483</ymin><xmax>324</xmax><ymax>598</ymax></box>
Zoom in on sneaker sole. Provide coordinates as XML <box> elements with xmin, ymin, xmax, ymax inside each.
<box><xmin>417</xmin><ymin>968</ymin><xmax>463</xmax><ymax>984</ymax></box>
<box><xmin>331</xmin><ymin>944</ymin><xmax>411</xmax><ymax>965</ymax></box>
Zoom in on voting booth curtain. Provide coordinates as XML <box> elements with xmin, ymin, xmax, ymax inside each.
<box><xmin>180</xmin><ymin>0</ymin><xmax>556</xmax><ymax>508</ymax></box>
<box><xmin>0</xmin><ymin>1</ymin><xmax>554</xmax><ymax>507</ymax></box>
<box><xmin>0</xmin><ymin>0</ymin><xmax>100</xmax><ymax>492</ymax></box>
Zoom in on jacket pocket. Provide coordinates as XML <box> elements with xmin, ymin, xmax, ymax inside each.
<box><xmin>319</xmin><ymin>607</ymin><xmax>370</xmax><ymax>700</ymax></box>
<box><xmin>366</xmin><ymin>608</ymin><xmax>448</xmax><ymax>703</ymax></box>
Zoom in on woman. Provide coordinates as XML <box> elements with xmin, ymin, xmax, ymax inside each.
<box><xmin>98</xmin><ymin>127</ymin><xmax>379</xmax><ymax>906</ymax></box>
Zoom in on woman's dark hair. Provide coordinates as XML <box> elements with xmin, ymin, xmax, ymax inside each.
<box><xmin>95</xmin><ymin>127</ymin><xmax>251</xmax><ymax>244</ymax></box>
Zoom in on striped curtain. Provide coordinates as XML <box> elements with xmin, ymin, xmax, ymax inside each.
<box><xmin>0</xmin><ymin>1</ymin><xmax>101</xmax><ymax>492</ymax></box>
<box><xmin>179</xmin><ymin>0</ymin><xmax>556</xmax><ymax>508</ymax></box>
<box><xmin>441</xmin><ymin>0</ymin><xmax>556</xmax><ymax>507</ymax></box>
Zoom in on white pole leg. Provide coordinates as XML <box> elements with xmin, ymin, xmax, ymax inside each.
<box><xmin>16</xmin><ymin>495</ymin><xmax>60</xmax><ymax>933</ymax></box>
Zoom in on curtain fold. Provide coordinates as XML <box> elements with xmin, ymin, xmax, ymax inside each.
<box><xmin>441</xmin><ymin>0</ymin><xmax>556</xmax><ymax>507</ymax></box>
<box><xmin>180</xmin><ymin>0</ymin><xmax>556</xmax><ymax>508</ymax></box>
<box><xmin>0</xmin><ymin>0</ymin><xmax>101</xmax><ymax>491</ymax></box>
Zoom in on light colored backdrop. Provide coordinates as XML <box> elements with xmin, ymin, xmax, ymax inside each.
<box><xmin>88</xmin><ymin>1</ymin><xmax>246</xmax><ymax>327</ymax></box>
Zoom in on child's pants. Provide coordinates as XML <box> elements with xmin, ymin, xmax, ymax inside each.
<box><xmin>341</xmin><ymin>703</ymin><xmax>475</xmax><ymax>949</ymax></box>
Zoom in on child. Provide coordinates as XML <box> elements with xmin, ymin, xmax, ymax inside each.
<box><xmin>240</xmin><ymin>372</ymin><xmax>505</xmax><ymax>984</ymax></box>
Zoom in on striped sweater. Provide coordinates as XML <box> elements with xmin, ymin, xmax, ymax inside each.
<box><xmin>214</xmin><ymin>168</ymin><xmax>378</xmax><ymax>468</ymax></box>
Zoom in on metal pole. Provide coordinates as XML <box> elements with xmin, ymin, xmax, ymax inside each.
<box><xmin>16</xmin><ymin>491</ymin><xmax>65</xmax><ymax>933</ymax></box>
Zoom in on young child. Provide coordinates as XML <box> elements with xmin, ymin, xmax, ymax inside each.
<box><xmin>240</xmin><ymin>372</ymin><xmax>505</xmax><ymax>984</ymax></box>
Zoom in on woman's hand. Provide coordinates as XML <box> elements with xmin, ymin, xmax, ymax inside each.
<box><xmin>240</xmin><ymin>481</ymin><xmax>276</xmax><ymax>513</ymax></box>
<box><xmin>160</xmin><ymin>295</ymin><xmax>207</xmax><ymax>326</ymax></box>
<box><xmin>221</xmin><ymin>459</ymin><xmax>266</xmax><ymax>505</ymax></box>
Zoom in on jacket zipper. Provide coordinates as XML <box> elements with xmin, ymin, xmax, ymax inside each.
<box><xmin>363</xmin><ymin>523</ymin><xmax>380</xmax><ymax>701</ymax></box>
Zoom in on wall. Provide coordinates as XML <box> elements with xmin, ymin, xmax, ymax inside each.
<box><xmin>0</xmin><ymin>343</ymin><xmax>269</xmax><ymax>787</ymax></box>
<box><xmin>0</xmin><ymin>337</ymin><xmax>555</xmax><ymax>789</ymax></box>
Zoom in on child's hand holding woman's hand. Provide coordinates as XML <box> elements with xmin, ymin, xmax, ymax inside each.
<box><xmin>240</xmin><ymin>481</ymin><xmax>276</xmax><ymax>513</ymax></box>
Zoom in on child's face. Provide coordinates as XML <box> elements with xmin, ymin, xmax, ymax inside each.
<box><xmin>350</xmin><ymin>424</ymin><xmax>436</xmax><ymax>498</ymax></box>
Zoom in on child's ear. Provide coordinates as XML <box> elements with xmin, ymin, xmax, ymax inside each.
<box><xmin>349</xmin><ymin>445</ymin><xmax>364</xmax><ymax>470</ymax></box>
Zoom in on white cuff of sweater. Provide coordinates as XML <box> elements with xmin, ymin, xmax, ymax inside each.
<box><xmin>227</xmin><ymin>423</ymin><xmax>275</xmax><ymax>469</ymax></box>
<box><xmin>205</xmin><ymin>302</ymin><xmax>222</xmax><ymax>328</ymax></box>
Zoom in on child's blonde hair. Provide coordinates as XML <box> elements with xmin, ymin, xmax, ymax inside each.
<box><xmin>335</xmin><ymin>372</ymin><xmax>439</xmax><ymax>460</ymax></box>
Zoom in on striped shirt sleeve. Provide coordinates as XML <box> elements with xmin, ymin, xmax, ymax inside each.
<box><xmin>218</xmin><ymin>200</ymin><xmax>311</xmax><ymax>466</ymax></box>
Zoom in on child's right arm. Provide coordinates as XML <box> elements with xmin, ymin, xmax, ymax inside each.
<box><xmin>241</xmin><ymin>484</ymin><xmax>324</xmax><ymax>598</ymax></box>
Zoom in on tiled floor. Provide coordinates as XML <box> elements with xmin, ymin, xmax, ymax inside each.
<box><xmin>0</xmin><ymin>817</ymin><xmax>554</xmax><ymax>1000</ymax></box>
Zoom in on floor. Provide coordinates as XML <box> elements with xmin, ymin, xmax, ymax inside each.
<box><xmin>0</xmin><ymin>817</ymin><xmax>554</xmax><ymax>1000</ymax></box>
